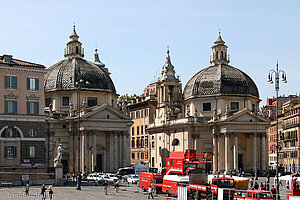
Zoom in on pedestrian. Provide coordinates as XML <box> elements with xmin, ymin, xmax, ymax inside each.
<box><xmin>260</xmin><ymin>182</ymin><xmax>264</xmax><ymax>190</ymax></box>
<box><xmin>229</xmin><ymin>168</ymin><xmax>232</xmax><ymax>177</ymax></box>
<box><xmin>271</xmin><ymin>185</ymin><xmax>276</xmax><ymax>198</ymax></box>
<box><xmin>114</xmin><ymin>181</ymin><xmax>120</xmax><ymax>196</ymax></box>
<box><xmin>103</xmin><ymin>180</ymin><xmax>108</xmax><ymax>195</ymax></box>
<box><xmin>249</xmin><ymin>176</ymin><xmax>254</xmax><ymax>189</ymax></box>
<box><xmin>267</xmin><ymin>173</ymin><xmax>270</xmax><ymax>183</ymax></box>
<box><xmin>25</xmin><ymin>183</ymin><xmax>29</xmax><ymax>196</ymax></box>
<box><xmin>148</xmin><ymin>186</ymin><xmax>154</xmax><ymax>199</ymax></box>
<box><xmin>254</xmin><ymin>182</ymin><xmax>259</xmax><ymax>190</ymax></box>
<box><xmin>48</xmin><ymin>186</ymin><xmax>53</xmax><ymax>200</ymax></box>
<box><xmin>41</xmin><ymin>184</ymin><xmax>47</xmax><ymax>200</ymax></box>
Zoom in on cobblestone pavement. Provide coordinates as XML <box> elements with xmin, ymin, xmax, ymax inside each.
<box><xmin>0</xmin><ymin>177</ymin><xmax>291</xmax><ymax>200</ymax></box>
<box><xmin>0</xmin><ymin>184</ymin><xmax>173</xmax><ymax>200</ymax></box>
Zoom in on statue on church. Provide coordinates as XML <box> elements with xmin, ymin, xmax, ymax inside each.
<box><xmin>212</xmin><ymin>107</ymin><xmax>217</xmax><ymax>121</ymax></box>
<box><xmin>54</xmin><ymin>143</ymin><xmax>64</xmax><ymax>166</ymax></box>
<box><xmin>225</xmin><ymin>104</ymin><xmax>230</xmax><ymax>118</ymax></box>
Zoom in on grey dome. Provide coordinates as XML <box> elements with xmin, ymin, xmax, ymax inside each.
<box><xmin>45</xmin><ymin>57</ymin><xmax>116</xmax><ymax>93</ymax></box>
<box><xmin>184</xmin><ymin>64</ymin><xmax>259</xmax><ymax>99</ymax></box>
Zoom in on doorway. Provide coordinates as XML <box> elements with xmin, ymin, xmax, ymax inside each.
<box><xmin>61</xmin><ymin>160</ymin><xmax>68</xmax><ymax>174</ymax></box>
<box><xmin>238</xmin><ymin>154</ymin><xmax>243</xmax><ymax>170</ymax></box>
<box><xmin>96</xmin><ymin>154</ymin><xmax>102</xmax><ymax>172</ymax></box>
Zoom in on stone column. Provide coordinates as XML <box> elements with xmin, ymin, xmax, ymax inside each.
<box><xmin>92</xmin><ymin>131</ymin><xmax>96</xmax><ymax>172</ymax></box>
<box><xmin>233</xmin><ymin>133</ymin><xmax>238</xmax><ymax>170</ymax></box>
<box><xmin>114</xmin><ymin>133</ymin><xmax>119</xmax><ymax>172</ymax></box>
<box><xmin>110</xmin><ymin>133</ymin><xmax>114</xmax><ymax>172</ymax></box>
<box><xmin>82</xmin><ymin>131</ymin><xmax>87</xmax><ymax>174</ymax></box>
<box><xmin>212</xmin><ymin>128</ymin><xmax>218</xmax><ymax>173</ymax></box>
<box><xmin>245</xmin><ymin>134</ymin><xmax>250</xmax><ymax>170</ymax></box>
<box><xmin>261</xmin><ymin>132</ymin><xmax>266</xmax><ymax>173</ymax></box>
<box><xmin>218</xmin><ymin>134</ymin><xmax>223</xmax><ymax>172</ymax></box>
<box><xmin>123</xmin><ymin>132</ymin><xmax>127</xmax><ymax>167</ymax></box>
<box><xmin>253</xmin><ymin>132</ymin><xmax>257</xmax><ymax>172</ymax></box>
<box><xmin>225</xmin><ymin>132</ymin><xmax>231</xmax><ymax>173</ymax></box>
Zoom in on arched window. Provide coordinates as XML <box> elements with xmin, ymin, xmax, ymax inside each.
<box><xmin>221</xmin><ymin>51</ymin><xmax>224</xmax><ymax>59</ymax></box>
<box><xmin>172</xmin><ymin>138</ymin><xmax>180</xmax><ymax>146</ymax></box>
<box><xmin>131</xmin><ymin>140</ymin><xmax>135</xmax><ymax>148</ymax></box>
<box><xmin>76</xmin><ymin>47</ymin><xmax>79</xmax><ymax>54</ymax></box>
<box><xmin>216</xmin><ymin>51</ymin><xmax>219</xmax><ymax>59</ymax></box>
<box><xmin>1</xmin><ymin>127</ymin><xmax>19</xmax><ymax>138</ymax></box>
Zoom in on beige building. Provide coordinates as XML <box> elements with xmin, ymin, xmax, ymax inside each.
<box><xmin>45</xmin><ymin>26</ymin><xmax>132</xmax><ymax>174</ymax></box>
<box><xmin>0</xmin><ymin>54</ymin><xmax>48</xmax><ymax>184</ymax></box>
<box><xmin>148</xmin><ymin>34</ymin><xmax>270</xmax><ymax>174</ymax></box>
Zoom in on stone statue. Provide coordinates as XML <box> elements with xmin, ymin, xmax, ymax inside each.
<box><xmin>69</xmin><ymin>102</ymin><xmax>74</xmax><ymax>117</ymax></box>
<box><xmin>54</xmin><ymin>143</ymin><xmax>64</xmax><ymax>166</ymax></box>
<box><xmin>212</xmin><ymin>107</ymin><xmax>217</xmax><ymax>121</ymax></box>
<box><xmin>225</xmin><ymin>104</ymin><xmax>229</xmax><ymax>118</ymax></box>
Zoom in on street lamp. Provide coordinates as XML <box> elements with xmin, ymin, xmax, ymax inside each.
<box><xmin>268</xmin><ymin>61</ymin><xmax>287</xmax><ymax>200</ymax></box>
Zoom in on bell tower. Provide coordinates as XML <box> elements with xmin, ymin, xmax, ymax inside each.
<box><xmin>64</xmin><ymin>25</ymin><xmax>84</xmax><ymax>58</ymax></box>
<box><xmin>156</xmin><ymin>48</ymin><xmax>182</xmax><ymax>124</ymax></box>
<box><xmin>211</xmin><ymin>32</ymin><xmax>229</xmax><ymax>65</ymax></box>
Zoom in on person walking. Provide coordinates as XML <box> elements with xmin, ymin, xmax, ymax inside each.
<box><xmin>48</xmin><ymin>186</ymin><xmax>53</xmax><ymax>200</ymax></box>
<box><xmin>254</xmin><ymin>182</ymin><xmax>259</xmax><ymax>190</ymax></box>
<box><xmin>103</xmin><ymin>180</ymin><xmax>108</xmax><ymax>195</ymax></box>
<box><xmin>41</xmin><ymin>184</ymin><xmax>47</xmax><ymax>200</ymax></box>
<box><xmin>114</xmin><ymin>181</ymin><xmax>120</xmax><ymax>196</ymax></box>
<box><xmin>249</xmin><ymin>176</ymin><xmax>254</xmax><ymax>189</ymax></box>
<box><xmin>271</xmin><ymin>185</ymin><xmax>276</xmax><ymax>199</ymax></box>
<box><xmin>148</xmin><ymin>186</ymin><xmax>154</xmax><ymax>199</ymax></box>
<box><xmin>25</xmin><ymin>183</ymin><xmax>30</xmax><ymax>196</ymax></box>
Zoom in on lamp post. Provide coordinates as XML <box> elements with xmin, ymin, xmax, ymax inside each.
<box><xmin>75</xmin><ymin>79</ymin><xmax>83</xmax><ymax>190</ymax></box>
<box><xmin>268</xmin><ymin>61</ymin><xmax>287</xmax><ymax>200</ymax></box>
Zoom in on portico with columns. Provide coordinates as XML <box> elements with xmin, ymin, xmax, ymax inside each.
<box><xmin>209</xmin><ymin>108</ymin><xmax>269</xmax><ymax>174</ymax></box>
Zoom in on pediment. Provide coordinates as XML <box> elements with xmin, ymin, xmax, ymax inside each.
<box><xmin>221</xmin><ymin>108</ymin><xmax>269</xmax><ymax>123</ymax></box>
<box><xmin>81</xmin><ymin>104</ymin><xmax>130</xmax><ymax>120</ymax></box>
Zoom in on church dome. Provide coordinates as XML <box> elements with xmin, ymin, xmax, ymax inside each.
<box><xmin>44</xmin><ymin>26</ymin><xmax>116</xmax><ymax>93</ymax></box>
<box><xmin>183</xmin><ymin>33</ymin><xmax>259</xmax><ymax>99</ymax></box>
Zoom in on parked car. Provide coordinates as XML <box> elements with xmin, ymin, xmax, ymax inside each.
<box><xmin>127</xmin><ymin>174</ymin><xmax>139</xmax><ymax>184</ymax></box>
<box><xmin>101</xmin><ymin>174</ymin><xmax>115</xmax><ymax>185</ymax></box>
<box><xmin>86</xmin><ymin>173</ymin><xmax>102</xmax><ymax>182</ymax></box>
<box><xmin>105</xmin><ymin>173</ymin><xmax>118</xmax><ymax>183</ymax></box>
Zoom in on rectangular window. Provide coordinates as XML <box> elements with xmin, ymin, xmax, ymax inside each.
<box><xmin>5</xmin><ymin>75</ymin><xmax>17</xmax><ymax>89</ymax></box>
<box><xmin>45</xmin><ymin>98</ymin><xmax>52</xmax><ymax>107</ymax></box>
<box><xmin>4</xmin><ymin>146</ymin><xmax>17</xmax><ymax>158</ymax></box>
<box><xmin>230</xmin><ymin>102</ymin><xmax>239</xmax><ymax>111</ymax></box>
<box><xmin>62</xmin><ymin>97</ymin><xmax>69</xmax><ymax>107</ymax></box>
<box><xmin>131</xmin><ymin>127</ymin><xmax>134</xmax><ymax>136</ymax></box>
<box><xmin>27</xmin><ymin>146</ymin><xmax>39</xmax><ymax>158</ymax></box>
<box><xmin>27</xmin><ymin>101</ymin><xmax>39</xmax><ymax>115</ymax></box>
<box><xmin>5</xmin><ymin>100</ymin><xmax>17</xmax><ymax>114</ymax></box>
<box><xmin>87</xmin><ymin>97</ymin><xmax>98</xmax><ymax>107</ymax></box>
<box><xmin>141</xmin><ymin>125</ymin><xmax>144</xmax><ymax>134</ymax></box>
<box><xmin>137</xmin><ymin>126</ymin><xmax>140</xmax><ymax>135</ymax></box>
<box><xmin>203</xmin><ymin>103</ymin><xmax>211</xmax><ymax>111</ymax></box>
<box><xmin>145</xmin><ymin>109</ymin><xmax>148</xmax><ymax>117</ymax></box>
<box><xmin>27</xmin><ymin>77</ymin><xmax>39</xmax><ymax>91</ymax></box>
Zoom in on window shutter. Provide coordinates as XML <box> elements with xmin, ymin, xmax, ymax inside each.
<box><xmin>27</xmin><ymin>146</ymin><xmax>30</xmax><ymax>158</ymax></box>
<box><xmin>5</xmin><ymin>100</ymin><xmax>8</xmax><ymax>114</ymax></box>
<box><xmin>4</xmin><ymin>76</ymin><xmax>8</xmax><ymax>89</ymax></box>
<box><xmin>35</xmin><ymin>146</ymin><xmax>39</xmax><ymax>158</ymax></box>
<box><xmin>4</xmin><ymin>146</ymin><xmax>8</xmax><ymax>158</ymax></box>
<box><xmin>14</xmin><ymin>101</ymin><xmax>17</xmax><ymax>114</ymax></box>
<box><xmin>36</xmin><ymin>102</ymin><xmax>39</xmax><ymax>115</ymax></box>
<box><xmin>13</xmin><ymin>146</ymin><xmax>17</xmax><ymax>158</ymax></box>
<box><xmin>12</xmin><ymin>128</ymin><xmax>17</xmax><ymax>137</ymax></box>
<box><xmin>13</xmin><ymin>76</ymin><xmax>17</xmax><ymax>89</ymax></box>
<box><xmin>36</xmin><ymin>78</ymin><xmax>39</xmax><ymax>91</ymax></box>
<box><xmin>27</xmin><ymin>77</ymin><xmax>30</xmax><ymax>90</ymax></box>
<box><xmin>4</xmin><ymin>128</ymin><xmax>8</xmax><ymax>137</ymax></box>
<box><xmin>27</xmin><ymin>102</ymin><xmax>30</xmax><ymax>115</ymax></box>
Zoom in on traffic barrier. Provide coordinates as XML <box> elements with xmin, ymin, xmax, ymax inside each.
<box><xmin>134</xmin><ymin>190</ymin><xmax>139</xmax><ymax>193</ymax></box>
<box><xmin>143</xmin><ymin>192</ymin><xmax>148</xmax><ymax>195</ymax></box>
<box><xmin>122</xmin><ymin>188</ymin><xmax>127</xmax><ymax>191</ymax></box>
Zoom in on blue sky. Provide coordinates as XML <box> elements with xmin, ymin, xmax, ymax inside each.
<box><xmin>0</xmin><ymin>0</ymin><xmax>299</xmax><ymax>105</ymax></box>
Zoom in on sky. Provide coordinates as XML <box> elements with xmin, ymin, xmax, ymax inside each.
<box><xmin>0</xmin><ymin>0</ymin><xmax>299</xmax><ymax>106</ymax></box>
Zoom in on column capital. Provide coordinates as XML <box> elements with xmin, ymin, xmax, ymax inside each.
<box><xmin>225</xmin><ymin>132</ymin><xmax>231</xmax><ymax>137</ymax></box>
<box><xmin>233</xmin><ymin>132</ymin><xmax>238</xmax><ymax>137</ymax></box>
<box><xmin>261</xmin><ymin>132</ymin><xmax>267</xmax><ymax>137</ymax></box>
<box><xmin>253</xmin><ymin>132</ymin><xmax>258</xmax><ymax>137</ymax></box>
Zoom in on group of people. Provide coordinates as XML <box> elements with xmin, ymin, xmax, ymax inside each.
<box><xmin>24</xmin><ymin>183</ymin><xmax>54</xmax><ymax>199</ymax></box>
<box><xmin>249</xmin><ymin>175</ymin><xmax>277</xmax><ymax>198</ymax></box>
<box><xmin>103</xmin><ymin>180</ymin><xmax>120</xmax><ymax>196</ymax></box>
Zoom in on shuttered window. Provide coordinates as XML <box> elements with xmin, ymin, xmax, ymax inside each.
<box><xmin>4</xmin><ymin>75</ymin><xmax>17</xmax><ymax>89</ymax></box>
<box><xmin>4</xmin><ymin>146</ymin><xmax>17</xmax><ymax>158</ymax></box>
<box><xmin>5</xmin><ymin>100</ymin><xmax>17</xmax><ymax>114</ymax></box>
<box><xmin>27</xmin><ymin>101</ymin><xmax>39</xmax><ymax>115</ymax></box>
<box><xmin>27</xmin><ymin>77</ymin><xmax>39</xmax><ymax>91</ymax></box>
<box><xmin>27</xmin><ymin>146</ymin><xmax>39</xmax><ymax>158</ymax></box>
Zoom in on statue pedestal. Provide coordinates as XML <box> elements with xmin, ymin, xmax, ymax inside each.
<box><xmin>55</xmin><ymin>163</ymin><xmax>63</xmax><ymax>186</ymax></box>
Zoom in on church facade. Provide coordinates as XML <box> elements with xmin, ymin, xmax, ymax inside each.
<box><xmin>148</xmin><ymin>34</ymin><xmax>270</xmax><ymax>174</ymax></box>
<box><xmin>44</xmin><ymin>26</ymin><xmax>132</xmax><ymax>174</ymax></box>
